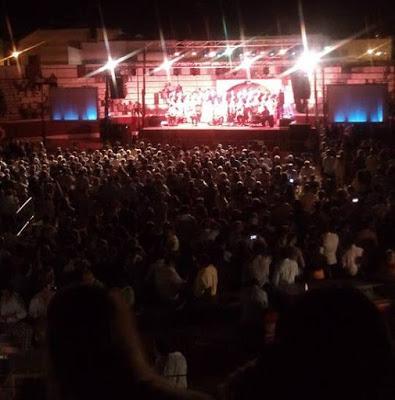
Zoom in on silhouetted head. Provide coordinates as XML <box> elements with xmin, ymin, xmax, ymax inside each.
<box><xmin>47</xmin><ymin>285</ymin><xmax>140</xmax><ymax>400</ymax></box>
<box><xmin>275</xmin><ymin>287</ymin><xmax>392</xmax><ymax>400</ymax></box>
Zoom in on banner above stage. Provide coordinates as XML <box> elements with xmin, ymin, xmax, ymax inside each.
<box><xmin>216</xmin><ymin>79</ymin><xmax>294</xmax><ymax>113</ymax></box>
<box><xmin>216</xmin><ymin>79</ymin><xmax>283</xmax><ymax>95</ymax></box>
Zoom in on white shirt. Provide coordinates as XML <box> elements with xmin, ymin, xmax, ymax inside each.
<box><xmin>342</xmin><ymin>245</ymin><xmax>364</xmax><ymax>276</ymax></box>
<box><xmin>273</xmin><ymin>258</ymin><xmax>299</xmax><ymax>286</ymax></box>
<box><xmin>321</xmin><ymin>232</ymin><xmax>339</xmax><ymax>266</ymax></box>
<box><xmin>244</xmin><ymin>255</ymin><xmax>272</xmax><ymax>286</ymax></box>
<box><xmin>193</xmin><ymin>265</ymin><xmax>218</xmax><ymax>297</ymax></box>
<box><xmin>156</xmin><ymin>352</ymin><xmax>187</xmax><ymax>389</ymax></box>
<box><xmin>0</xmin><ymin>293</ymin><xmax>27</xmax><ymax>323</ymax></box>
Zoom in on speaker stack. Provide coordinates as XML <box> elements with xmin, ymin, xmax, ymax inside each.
<box><xmin>291</xmin><ymin>71</ymin><xmax>311</xmax><ymax>113</ymax></box>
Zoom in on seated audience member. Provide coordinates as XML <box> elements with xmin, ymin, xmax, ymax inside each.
<box><xmin>155</xmin><ymin>338</ymin><xmax>188</xmax><ymax>389</ymax></box>
<box><xmin>47</xmin><ymin>285</ymin><xmax>211</xmax><ymax>400</ymax></box>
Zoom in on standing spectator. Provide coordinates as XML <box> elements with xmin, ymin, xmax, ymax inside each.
<box><xmin>320</xmin><ymin>226</ymin><xmax>340</xmax><ymax>278</ymax></box>
<box><xmin>342</xmin><ymin>242</ymin><xmax>364</xmax><ymax>277</ymax></box>
<box><xmin>155</xmin><ymin>339</ymin><xmax>188</xmax><ymax>389</ymax></box>
<box><xmin>273</xmin><ymin>247</ymin><xmax>300</xmax><ymax>287</ymax></box>
<box><xmin>193</xmin><ymin>254</ymin><xmax>218</xmax><ymax>298</ymax></box>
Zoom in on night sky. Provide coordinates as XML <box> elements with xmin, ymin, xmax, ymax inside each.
<box><xmin>1</xmin><ymin>0</ymin><xmax>394</xmax><ymax>41</ymax></box>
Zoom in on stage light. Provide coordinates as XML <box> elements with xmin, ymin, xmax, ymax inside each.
<box><xmin>240</xmin><ymin>56</ymin><xmax>254</xmax><ymax>70</ymax></box>
<box><xmin>367</xmin><ymin>49</ymin><xmax>374</xmax><ymax>55</ymax></box>
<box><xmin>375</xmin><ymin>51</ymin><xmax>383</xmax><ymax>56</ymax></box>
<box><xmin>297</xmin><ymin>50</ymin><xmax>320</xmax><ymax>73</ymax></box>
<box><xmin>279</xmin><ymin>48</ymin><xmax>287</xmax><ymax>56</ymax></box>
<box><xmin>104</xmin><ymin>57</ymin><xmax>119</xmax><ymax>72</ymax></box>
<box><xmin>260</xmin><ymin>50</ymin><xmax>265</xmax><ymax>55</ymax></box>
<box><xmin>12</xmin><ymin>50</ymin><xmax>21</xmax><ymax>59</ymax></box>
<box><xmin>191</xmin><ymin>51</ymin><xmax>197</xmax><ymax>56</ymax></box>
<box><xmin>174</xmin><ymin>51</ymin><xmax>180</xmax><ymax>56</ymax></box>
<box><xmin>223</xmin><ymin>46</ymin><xmax>234</xmax><ymax>56</ymax></box>
<box><xmin>158</xmin><ymin>58</ymin><xmax>173</xmax><ymax>72</ymax></box>
<box><xmin>269</xmin><ymin>50</ymin><xmax>276</xmax><ymax>57</ymax></box>
<box><xmin>209</xmin><ymin>50</ymin><xmax>217</xmax><ymax>57</ymax></box>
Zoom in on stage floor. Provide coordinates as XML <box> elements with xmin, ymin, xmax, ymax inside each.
<box><xmin>143</xmin><ymin>123</ymin><xmax>287</xmax><ymax>132</ymax></box>
<box><xmin>140</xmin><ymin>123</ymin><xmax>292</xmax><ymax>147</ymax></box>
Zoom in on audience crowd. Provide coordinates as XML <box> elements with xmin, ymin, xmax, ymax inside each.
<box><xmin>0</xmin><ymin>125</ymin><xmax>394</xmax><ymax>398</ymax></box>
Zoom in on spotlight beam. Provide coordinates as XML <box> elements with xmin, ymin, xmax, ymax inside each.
<box><xmin>279</xmin><ymin>25</ymin><xmax>376</xmax><ymax>78</ymax></box>
<box><xmin>0</xmin><ymin>41</ymin><xmax>46</xmax><ymax>63</ymax></box>
<box><xmin>154</xmin><ymin>54</ymin><xmax>185</xmax><ymax>73</ymax></box>
<box><xmin>84</xmin><ymin>47</ymin><xmax>146</xmax><ymax>78</ymax></box>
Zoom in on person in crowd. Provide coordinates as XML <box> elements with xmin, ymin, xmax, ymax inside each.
<box><xmin>342</xmin><ymin>241</ymin><xmax>364</xmax><ymax>277</ymax></box>
<box><xmin>272</xmin><ymin>247</ymin><xmax>300</xmax><ymax>287</ymax></box>
<box><xmin>153</xmin><ymin>254</ymin><xmax>186</xmax><ymax>303</ymax></box>
<box><xmin>193</xmin><ymin>254</ymin><xmax>218</xmax><ymax>298</ymax></box>
<box><xmin>320</xmin><ymin>224</ymin><xmax>340</xmax><ymax>278</ymax></box>
<box><xmin>243</xmin><ymin>240</ymin><xmax>271</xmax><ymax>287</ymax></box>
<box><xmin>155</xmin><ymin>338</ymin><xmax>188</xmax><ymax>389</ymax></box>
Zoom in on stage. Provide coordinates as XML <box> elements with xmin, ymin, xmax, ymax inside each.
<box><xmin>139</xmin><ymin>123</ymin><xmax>317</xmax><ymax>151</ymax></box>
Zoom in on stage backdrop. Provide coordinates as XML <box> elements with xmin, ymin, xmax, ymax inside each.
<box><xmin>327</xmin><ymin>84</ymin><xmax>386</xmax><ymax>123</ymax></box>
<box><xmin>50</xmin><ymin>87</ymin><xmax>98</xmax><ymax>121</ymax></box>
<box><xmin>216</xmin><ymin>79</ymin><xmax>294</xmax><ymax>106</ymax></box>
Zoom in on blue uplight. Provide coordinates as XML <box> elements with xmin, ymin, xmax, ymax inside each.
<box><xmin>51</xmin><ymin>88</ymin><xmax>98</xmax><ymax>121</ymax></box>
<box><xmin>330</xmin><ymin>85</ymin><xmax>385</xmax><ymax>124</ymax></box>
<box><xmin>83</xmin><ymin>105</ymin><xmax>98</xmax><ymax>121</ymax></box>
<box><xmin>53</xmin><ymin>112</ymin><xmax>62</xmax><ymax>121</ymax></box>
<box><xmin>63</xmin><ymin>109</ymin><xmax>79</xmax><ymax>121</ymax></box>
<box><xmin>348</xmin><ymin>109</ymin><xmax>367</xmax><ymax>123</ymax></box>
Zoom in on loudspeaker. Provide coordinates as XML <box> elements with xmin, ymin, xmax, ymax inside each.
<box><xmin>109</xmin><ymin>75</ymin><xmax>126</xmax><ymax>99</ymax></box>
<box><xmin>291</xmin><ymin>71</ymin><xmax>311</xmax><ymax>100</ymax></box>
